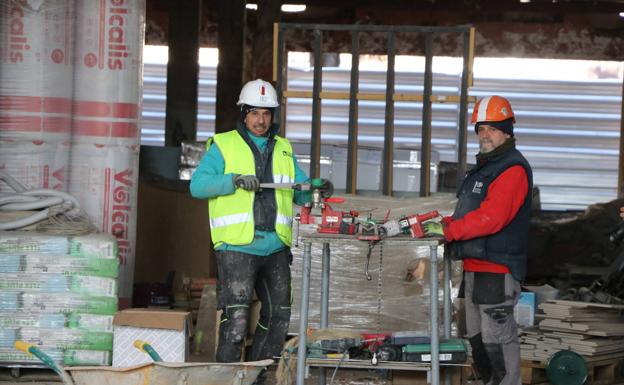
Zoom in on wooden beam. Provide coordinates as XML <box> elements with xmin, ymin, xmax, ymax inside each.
<box><xmin>165</xmin><ymin>0</ymin><xmax>200</xmax><ymax>145</ymax></box>
<box><xmin>215</xmin><ymin>0</ymin><xmax>246</xmax><ymax>134</ymax></box>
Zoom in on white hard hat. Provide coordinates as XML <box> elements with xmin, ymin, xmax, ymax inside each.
<box><xmin>237</xmin><ymin>79</ymin><xmax>279</xmax><ymax>108</ymax></box>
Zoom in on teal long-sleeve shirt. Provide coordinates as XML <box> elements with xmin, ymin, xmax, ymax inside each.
<box><xmin>190</xmin><ymin>129</ymin><xmax>310</xmax><ymax>256</ymax></box>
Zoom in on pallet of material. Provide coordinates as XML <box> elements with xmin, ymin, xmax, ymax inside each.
<box><xmin>521</xmin><ymin>355</ymin><xmax>624</xmax><ymax>385</ymax></box>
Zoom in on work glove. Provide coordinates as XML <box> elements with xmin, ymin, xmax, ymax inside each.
<box><xmin>233</xmin><ymin>174</ymin><xmax>260</xmax><ymax>191</ymax></box>
<box><xmin>318</xmin><ymin>178</ymin><xmax>334</xmax><ymax>198</ymax></box>
<box><xmin>423</xmin><ymin>222</ymin><xmax>444</xmax><ymax>237</ymax></box>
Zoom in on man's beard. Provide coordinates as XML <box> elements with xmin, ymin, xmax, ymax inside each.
<box><xmin>479</xmin><ymin>140</ymin><xmax>493</xmax><ymax>153</ymax></box>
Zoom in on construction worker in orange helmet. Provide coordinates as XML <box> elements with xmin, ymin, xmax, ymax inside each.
<box><xmin>426</xmin><ymin>95</ymin><xmax>533</xmax><ymax>385</ymax></box>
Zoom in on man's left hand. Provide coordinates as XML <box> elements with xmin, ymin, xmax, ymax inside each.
<box><xmin>423</xmin><ymin>222</ymin><xmax>444</xmax><ymax>237</ymax></box>
<box><xmin>318</xmin><ymin>178</ymin><xmax>334</xmax><ymax>198</ymax></box>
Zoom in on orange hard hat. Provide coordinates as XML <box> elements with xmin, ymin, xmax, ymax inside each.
<box><xmin>471</xmin><ymin>95</ymin><xmax>515</xmax><ymax>124</ymax></box>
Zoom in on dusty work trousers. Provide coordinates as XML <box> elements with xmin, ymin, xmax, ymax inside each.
<box><xmin>215</xmin><ymin>249</ymin><xmax>292</xmax><ymax>364</ymax></box>
<box><xmin>465</xmin><ymin>271</ymin><xmax>521</xmax><ymax>385</ymax></box>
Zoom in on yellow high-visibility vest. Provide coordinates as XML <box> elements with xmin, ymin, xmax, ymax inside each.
<box><xmin>208</xmin><ymin>130</ymin><xmax>295</xmax><ymax>247</ymax></box>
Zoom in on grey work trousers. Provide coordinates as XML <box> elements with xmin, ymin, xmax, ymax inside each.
<box><xmin>465</xmin><ymin>271</ymin><xmax>521</xmax><ymax>385</ymax></box>
<box><xmin>215</xmin><ymin>249</ymin><xmax>292</xmax><ymax>364</ymax></box>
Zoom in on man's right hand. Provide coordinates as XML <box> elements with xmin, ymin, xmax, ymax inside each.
<box><xmin>233</xmin><ymin>174</ymin><xmax>260</xmax><ymax>191</ymax></box>
<box><xmin>620</xmin><ymin>206</ymin><xmax>624</xmax><ymax>219</ymax></box>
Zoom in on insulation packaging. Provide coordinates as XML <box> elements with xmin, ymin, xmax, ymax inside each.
<box><xmin>0</xmin><ymin>292</ymin><xmax>118</xmax><ymax>315</ymax></box>
<box><xmin>0</xmin><ymin>254</ymin><xmax>119</xmax><ymax>278</ymax></box>
<box><xmin>0</xmin><ymin>273</ymin><xmax>117</xmax><ymax>297</ymax></box>
<box><xmin>0</xmin><ymin>0</ymin><xmax>74</xmax><ymax>192</ymax></box>
<box><xmin>0</xmin><ymin>314</ymin><xmax>114</xmax><ymax>332</ymax></box>
<box><xmin>290</xmin><ymin>194</ymin><xmax>462</xmax><ymax>334</ymax></box>
<box><xmin>0</xmin><ymin>348</ymin><xmax>110</xmax><ymax>366</ymax></box>
<box><xmin>69</xmin><ymin>142</ymin><xmax>139</xmax><ymax>301</ymax></box>
<box><xmin>0</xmin><ymin>231</ymin><xmax>118</xmax><ymax>367</ymax></box>
<box><xmin>0</xmin><ymin>327</ymin><xmax>113</xmax><ymax>351</ymax></box>
<box><xmin>68</xmin><ymin>0</ymin><xmax>145</xmax><ymax>303</ymax></box>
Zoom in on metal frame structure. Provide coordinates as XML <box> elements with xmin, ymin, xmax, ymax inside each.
<box><xmin>273</xmin><ymin>23</ymin><xmax>475</xmax><ymax>196</ymax></box>
<box><xmin>296</xmin><ymin>235</ymin><xmax>450</xmax><ymax>385</ymax></box>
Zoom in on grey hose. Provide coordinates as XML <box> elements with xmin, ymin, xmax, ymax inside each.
<box><xmin>0</xmin><ymin>171</ymin><xmax>91</xmax><ymax>232</ymax></box>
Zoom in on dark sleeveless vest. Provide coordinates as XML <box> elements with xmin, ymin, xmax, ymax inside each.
<box><xmin>448</xmin><ymin>147</ymin><xmax>533</xmax><ymax>281</ymax></box>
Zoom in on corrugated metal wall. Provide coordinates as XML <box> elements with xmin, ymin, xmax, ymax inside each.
<box><xmin>141</xmin><ymin>62</ymin><xmax>621</xmax><ymax>211</ymax></box>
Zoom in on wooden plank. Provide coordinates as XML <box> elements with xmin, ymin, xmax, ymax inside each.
<box><xmin>282</xmin><ymin>90</ymin><xmax>477</xmax><ymax>103</ymax></box>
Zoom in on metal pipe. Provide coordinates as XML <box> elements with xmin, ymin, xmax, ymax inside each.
<box><xmin>618</xmin><ymin>71</ymin><xmax>624</xmax><ymax>198</ymax></box>
<box><xmin>382</xmin><ymin>32</ymin><xmax>396</xmax><ymax>196</ymax></box>
<box><xmin>443</xmin><ymin>250</ymin><xmax>452</xmax><ymax>385</ymax></box>
<box><xmin>296</xmin><ymin>242</ymin><xmax>312</xmax><ymax>385</ymax></box>
<box><xmin>310</xmin><ymin>29</ymin><xmax>323</xmax><ymax>178</ymax></box>
<box><xmin>429</xmin><ymin>244</ymin><xmax>439</xmax><ymax>385</ymax></box>
<box><xmin>319</xmin><ymin>242</ymin><xmax>331</xmax><ymax>385</ymax></box>
<box><xmin>346</xmin><ymin>31</ymin><xmax>360</xmax><ymax>194</ymax></box>
<box><xmin>443</xmin><ymin>252</ymin><xmax>451</xmax><ymax>339</ymax></box>
<box><xmin>420</xmin><ymin>33</ymin><xmax>433</xmax><ymax>197</ymax></box>
<box><xmin>320</xmin><ymin>242</ymin><xmax>330</xmax><ymax>327</ymax></box>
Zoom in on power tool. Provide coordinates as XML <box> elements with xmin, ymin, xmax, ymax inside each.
<box><xmin>276</xmin><ymin>178</ymin><xmax>358</xmax><ymax>235</ymax></box>
<box><xmin>380</xmin><ymin>210</ymin><xmax>440</xmax><ymax>239</ymax></box>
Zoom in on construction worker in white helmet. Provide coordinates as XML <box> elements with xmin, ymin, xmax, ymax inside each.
<box><xmin>190</xmin><ymin>79</ymin><xmax>332</xmax><ymax>384</ymax></box>
<box><xmin>425</xmin><ymin>95</ymin><xmax>533</xmax><ymax>385</ymax></box>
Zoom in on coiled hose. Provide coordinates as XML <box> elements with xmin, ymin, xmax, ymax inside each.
<box><xmin>0</xmin><ymin>171</ymin><xmax>95</xmax><ymax>234</ymax></box>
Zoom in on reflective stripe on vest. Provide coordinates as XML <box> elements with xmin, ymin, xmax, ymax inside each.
<box><xmin>209</xmin><ymin>130</ymin><xmax>295</xmax><ymax>247</ymax></box>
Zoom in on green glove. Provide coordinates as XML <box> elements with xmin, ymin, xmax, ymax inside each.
<box><xmin>423</xmin><ymin>222</ymin><xmax>444</xmax><ymax>237</ymax></box>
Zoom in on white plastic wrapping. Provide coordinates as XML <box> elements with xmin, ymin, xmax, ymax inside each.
<box><xmin>70</xmin><ymin>0</ymin><xmax>144</xmax><ymax>146</ymax></box>
<box><xmin>290</xmin><ymin>194</ymin><xmax>462</xmax><ymax>334</ymax></box>
<box><xmin>0</xmin><ymin>0</ymin><xmax>74</xmax><ymax>191</ymax></box>
<box><xmin>69</xmin><ymin>143</ymin><xmax>139</xmax><ymax>300</ymax></box>
<box><xmin>68</xmin><ymin>0</ymin><xmax>145</xmax><ymax>304</ymax></box>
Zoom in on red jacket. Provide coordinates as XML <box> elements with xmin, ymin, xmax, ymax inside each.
<box><xmin>442</xmin><ymin>165</ymin><xmax>529</xmax><ymax>273</ymax></box>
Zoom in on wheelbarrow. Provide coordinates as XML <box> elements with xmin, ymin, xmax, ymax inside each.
<box><xmin>15</xmin><ymin>340</ymin><xmax>272</xmax><ymax>385</ymax></box>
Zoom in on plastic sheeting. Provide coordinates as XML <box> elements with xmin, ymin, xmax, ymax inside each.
<box><xmin>289</xmin><ymin>194</ymin><xmax>462</xmax><ymax>334</ymax></box>
<box><xmin>0</xmin><ymin>0</ymin><xmax>145</xmax><ymax>305</ymax></box>
<box><xmin>0</xmin><ymin>0</ymin><xmax>75</xmax><ymax>191</ymax></box>
<box><xmin>67</xmin><ymin>0</ymin><xmax>145</xmax><ymax>303</ymax></box>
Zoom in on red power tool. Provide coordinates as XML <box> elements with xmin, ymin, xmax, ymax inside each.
<box><xmin>300</xmin><ymin>197</ymin><xmax>359</xmax><ymax>235</ymax></box>
<box><xmin>397</xmin><ymin>210</ymin><xmax>440</xmax><ymax>238</ymax></box>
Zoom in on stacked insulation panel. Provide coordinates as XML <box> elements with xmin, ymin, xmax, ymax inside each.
<box><xmin>0</xmin><ymin>231</ymin><xmax>118</xmax><ymax>366</ymax></box>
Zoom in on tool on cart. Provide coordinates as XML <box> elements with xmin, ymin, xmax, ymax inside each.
<box><xmin>359</xmin><ymin>211</ymin><xmax>391</xmax><ymax>282</ymax></box>
<box><xmin>307</xmin><ymin>338</ymin><xmax>362</xmax><ymax>359</ymax></box>
<box><xmin>380</xmin><ymin>210</ymin><xmax>440</xmax><ymax>239</ymax></box>
<box><xmin>358</xmin><ymin>213</ymin><xmax>383</xmax><ymax>241</ymax></box>
<box><xmin>401</xmin><ymin>338</ymin><xmax>467</xmax><ymax>364</ymax></box>
<box><xmin>296</xmin><ymin>179</ymin><xmax>359</xmax><ymax>235</ymax></box>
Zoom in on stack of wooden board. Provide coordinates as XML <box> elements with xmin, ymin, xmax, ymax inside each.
<box><xmin>520</xmin><ymin>300</ymin><xmax>624</xmax><ymax>362</ymax></box>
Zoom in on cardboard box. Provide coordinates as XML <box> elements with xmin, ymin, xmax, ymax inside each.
<box><xmin>112</xmin><ymin>309</ymin><xmax>191</xmax><ymax>367</ymax></box>
<box><xmin>523</xmin><ymin>284</ymin><xmax>559</xmax><ymax>306</ymax></box>
<box><xmin>514</xmin><ymin>292</ymin><xmax>536</xmax><ymax>327</ymax></box>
